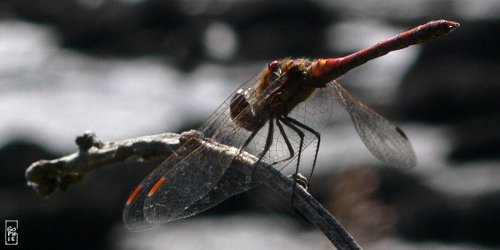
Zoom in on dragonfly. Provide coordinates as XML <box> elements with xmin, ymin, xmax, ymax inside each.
<box><xmin>123</xmin><ymin>20</ymin><xmax>459</xmax><ymax>230</ymax></box>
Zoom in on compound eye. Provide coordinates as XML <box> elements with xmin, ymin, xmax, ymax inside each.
<box><xmin>268</xmin><ymin>60</ymin><xmax>278</xmax><ymax>69</ymax></box>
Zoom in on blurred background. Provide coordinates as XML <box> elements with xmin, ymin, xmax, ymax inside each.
<box><xmin>1</xmin><ymin>0</ymin><xmax>499</xmax><ymax>249</ymax></box>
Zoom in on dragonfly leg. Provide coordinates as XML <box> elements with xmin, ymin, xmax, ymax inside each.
<box><xmin>273</xmin><ymin>118</ymin><xmax>295</xmax><ymax>165</ymax></box>
<box><xmin>289</xmin><ymin>172</ymin><xmax>308</xmax><ymax>189</ymax></box>
<box><xmin>255</xmin><ymin>118</ymin><xmax>274</xmax><ymax>165</ymax></box>
<box><xmin>280</xmin><ymin>116</ymin><xmax>305</xmax><ymax>206</ymax></box>
<box><xmin>283</xmin><ymin>116</ymin><xmax>321</xmax><ymax>191</ymax></box>
<box><xmin>238</xmin><ymin>125</ymin><xmax>260</xmax><ymax>156</ymax></box>
<box><xmin>249</xmin><ymin>119</ymin><xmax>274</xmax><ymax>185</ymax></box>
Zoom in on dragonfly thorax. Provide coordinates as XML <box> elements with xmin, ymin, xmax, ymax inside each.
<box><xmin>229</xmin><ymin>59</ymin><xmax>324</xmax><ymax>132</ymax></box>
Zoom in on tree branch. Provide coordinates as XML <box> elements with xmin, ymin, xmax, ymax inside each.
<box><xmin>26</xmin><ymin>130</ymin><xmax>361</xmax><ymax>249</ymax></box>
<box><xmin>25</xmin><ymin>130</ymin><xmax>190</xmax><ymax>196</ymax></box>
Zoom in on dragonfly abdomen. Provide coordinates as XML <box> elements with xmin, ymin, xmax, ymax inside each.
<box><xmin>310</xmin><ymin>20</ymin><xmax>459</xmax><ymax>81</ymax></box>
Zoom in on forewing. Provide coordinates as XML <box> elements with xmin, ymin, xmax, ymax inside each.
<box><xmin>123</xmin><ymin>139</ymin><xmax>232</xmax><ymax>230</ymax></box>
<box><xmin>328</xmin><ymin>81</ymin><xmax>417</xmax><ymax>168</ymax></box>
<box><xmin>167</xmin><ymin>156</ymin><xmax>256</xmax><ymax>220</ymax></box>
<box><xmin>123</xmin><ymin>146</ymin><xmax>186</xmax><ymax>230</ymax></box>
<box><xmin>123</xmin><ymin>73</ymin><xmax>266</xmax><ymax>230</ymax></box>
<box><xmin>142</xmin><ymin>141</ymin><xmax>236</xmax><ymax>224</ymax></box>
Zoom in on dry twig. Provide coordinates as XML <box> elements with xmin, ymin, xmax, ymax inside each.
<box><xmin>26</xmin><ymin>130</ymin><xmax>361</xmax><ymax>249</ymax></box>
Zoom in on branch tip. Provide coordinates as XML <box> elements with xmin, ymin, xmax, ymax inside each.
<box><xmin>75</xmin><ymin>130</ymin><xmax>104</xmax><ymax>152</ymax></box>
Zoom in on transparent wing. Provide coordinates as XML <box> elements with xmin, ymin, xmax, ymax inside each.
<box><xmin>122</xmin><ymin>141</ymin><xmax>197</xmax><ymax>230</ymax></box>
<box><xmin>166</xmin><ymin>155</ymin><xmax>257</xmax><ymax>221</ymax></box>
<box><xmin>141</xmin><ymin>140</ymin><xmax>238</xmax><ymax>223</ymax></box>
<box><xmin>123</xmin><ymin>73</ymin><xmax>267</xmax><ymax>230</ymax></box>
<box><xmin>328</xmin><ymin>80</ymin><xmax>417</xmax><ymax>168</ymax></box>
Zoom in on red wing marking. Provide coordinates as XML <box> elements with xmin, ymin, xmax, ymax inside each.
<box><xmin>126</xmin><ymin>185</ymin><xmax>142</xmax><ymax>206</ymax></box>
<box><xmin>148</xmin><ymin>177</ymin><xmax>166</xmax><ymax>197</ymax></box>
